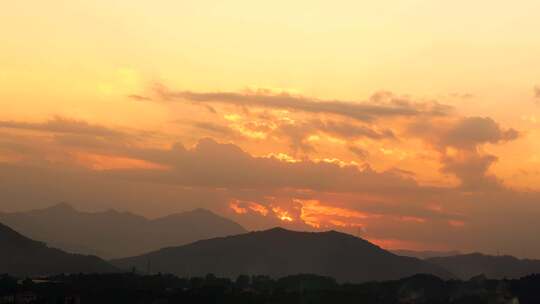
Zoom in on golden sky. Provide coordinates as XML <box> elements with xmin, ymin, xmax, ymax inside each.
<box><xmin>1</xmin><ymin>0</ymin><xmax>540</xmax><ymax>257</ymax></box>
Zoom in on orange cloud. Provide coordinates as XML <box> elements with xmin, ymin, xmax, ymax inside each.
<box><xmin>366</xmin><ymin>237</ymin><xmax>451</xmax><ymax>251</ymax></box>
<box><xmin>297</xmin><ymin>199</ymin><xmax>374</xmax><ymax>228</ymax></box>
<box><xmin>448</xmin><ymin>220</ymin><xmax>466</xmax><ymax>228</ymax></box>
<box><xmin>399</xmin><ymin>216</ymin><xmax>427</xmax><ymax>223</ymax></box>
<box><xmin>271</xmin><ymin>206</ymin><xmax>294</xmax><ymax>222</ymax></box>
<box><xmin>229</xmin><ymin>200</ymin><xmax>269</xmax><ymax>216</ymax></box>
<box><xmin>74</xmin><ymin>152</ymin><xmax>168</xmax><ymax>171</ymax></box>
<box><xmin>249</xmin><ymin>202</ymin><xmax>269</xmax><ymax>216</ymax></box>
<box><xmin>154</xmin><ymin>85</ymin><xmax>452</xmax><ymax>123</ymax></box>
<box><xmin>229</xmin><ymin>201</ymin><xmax>248</xmax><ymax>214</ymax></box>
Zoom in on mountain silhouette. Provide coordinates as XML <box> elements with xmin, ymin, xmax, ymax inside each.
<box><xmin>392</xmin><ymin>249</ymin><xmax>462</xmax><ymax>259</ymax></box>
<box><xmin>0</xmin><ymin>222</ymin><xmax>117</xmax><ymax>276</ymax></box>
<box><xmin>112</xmin><ymin>227</ymin><xmax>454</xmax><ymax>283</ymax></box>
<box><xmin>427</xmin><ymin>253</ymin><xmax>540</xmax><ymax>279</ymax></box>
<box><xmin>0</xmin><ymin>203</ymin><xmax>246</xmax><ymax>258</ymax></box>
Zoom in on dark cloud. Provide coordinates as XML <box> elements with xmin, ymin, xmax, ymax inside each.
<box><xmin>127</xmin><ymin>94</ymin><xmax>153</xmax><ymax>101</ymax></box>
<box><xmin>348</xmin><ymin>145</ymin><xmax>369</xmax><ymax>159</ymax></box>
<box><xmin>450</xmin><ymin>92</ymin><xmax>475</xmax><ymax>99</ymax></box>
<box><xmin>313</xmin><ymin>120</ymin><xmax>395</xmax><ymax>140</ymax></box>
<box><xmin>205</xmin><ymin>105</ymin><xmax>217</xmax><ymax>114</ymax></box>
<box><xmin>191</xmin><ymin>122</ymin><xmax>236</xmax><ymax>136</ymax></box>
<box><xmin>0</xmin><ymin>117</ymin><xmax>127</xmax><ymax>139</ymax></box>
<box><xmin>270</xmin><ymin>119</ymin><xmax>395</xmax><ymax>153</ymax></box>
<box><xmin>409</xmin><ymin>116</ymin><xmax>519</xmax><ymax>151</ymax></box>
<box><xmin>187</xmin><ymin>110</ymin><xmax>397</xmax><ymax>153</ymax></box>
<box><xmin>0</xmin><ymin>99</ymin><xmax>535</xmax><ymax>257</ymax></box>
<box><xmin>442</xmin><ymin>117</ymin><xmax>519</xmax><ymax>149</ymax></box>
<box><xmin>535</xmin><ymin>86</ymin><xmax>540</xmax><ymax>100</ymax></box>
<box><xmin>272</xmin><ymin>122</ymin><xmax>317</xmax><ymax>153</ymax></box>
<box><xmin>408</xmin><ymin>116</ymin><xmax>519</xmax><ymax>191</ymax></box>
<box><xmin>441</xmin><ymin>152</ymin><xmax>501</xmax><ymax>191</ymax></box>
<box><xmin>152</xmin><ymin>85</ymin><xmax>452</xmax><ymax>122</ymax></box>
<box><xmin>3</xmin><ymin>132</ymin><xmax>540</xmax><ymax>257</ymax></box>
<box><xmin>106</xmin><ymin>138</ymin><xmax>420</xmax><ymax>194</ymax></box>
<box><xmin>24</xmin><ymin>132</ymin><xmax>406</xmax><ymax>194</ymax></box>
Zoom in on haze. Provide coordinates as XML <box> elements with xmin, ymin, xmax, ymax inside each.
<box><xmin>1</xmin><ymin>1</ymin><xmax>540</xmax><ymax>258</ymax></box>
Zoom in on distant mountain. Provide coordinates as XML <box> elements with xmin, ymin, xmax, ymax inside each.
<box><xmin>0</xmin><ymin>222</ymin><xmax>117</xmax><ymax>276</ymax></box>
<box><xmin>392</xmin><ymin>249</ymin><xmax>462</xmax><ymax>259</ymax></box>
<box><xmin>427</xmin><ymin>253</ymin><xmax>540</xmax><ymax>279</ymax></box>
<box><xmin>0</xmin><ymin>203</ymin><xmax>247</xmax><ymax>258</ymax></box>
<box><xmin>112</xmin><ymin>228</ymin><xmax>454</xmax><ymax>283</ymax></box>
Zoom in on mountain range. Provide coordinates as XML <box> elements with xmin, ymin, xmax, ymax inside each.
<box><xmin>112</xmin><ymin>227</ymin><xmax>454</xmax><ymax>283</ymax></box>
<box><xmin>4</xmin><ymin>203</ymin><xmax>540</xmax><ymax>282</ymax></box>
<box><xmin>0</xmin><ymin>222</ymin><xmax>116</xmax><ymax>276</ymax></box>
<box><xmin>0</xmin><ymin>203</ymin><xmax>246</xmax><ymax>258</ymax></box>
<box><xmin>427</xmin><ymin>253</ymin><xmax>540</xmax><ymax>279</ymax></box>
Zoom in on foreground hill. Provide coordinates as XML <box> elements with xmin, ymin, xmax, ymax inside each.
<box><xmin>0</xmin><ymin>203</ymin><xmax>246</xmax><ymax>258</ymax></box>
<box><xmin>427</xmin><ymin>253</ymin><xmax>540</xmax><ymax>279</ymax></box>
<box><xmin>112</xmin><ymin>228</ymin><xmax>453</xmax><ymax>283</ymax></box>
<box><xmin>0</xmin><ymin>222</ymin><xmax>117</xmax><ymax>276</ymax></box>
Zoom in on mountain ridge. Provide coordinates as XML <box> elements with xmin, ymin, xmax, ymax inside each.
<box><xmin>0</xmin><ymin>221</ymin><xmax>117</xmax><ymax>276</ymax></box>
<box><xmin>0</xmin><ymin>203</ymin><xmax>247</xmax><ymax>258</ymax></box>
<box><xmin>427</xmin><ymin>252</ymin><xmax>540</xmax><ymax>279</ymax></box>
<box><xmin>392</xmin><ymin>249</ymin><xmax>462</xmax><ymax>259</ymax></box>
<box><xmin>112</xmin><ymin>227</ymin><xmax>454</xmax><ymax>283</ymax></box>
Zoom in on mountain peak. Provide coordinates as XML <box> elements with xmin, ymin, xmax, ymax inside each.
<box><xmin>113</xmin><ymin>227</ymin><xmax>453</xmax><ymax>282</ymax></box>
<box><xmin>188</xmin><ymin>208</ymin><xmax>215</xmax><ymax>215</ymax></box>
<box><xmin>0</xmin><ymin>222</ymin><xmax>117</xmax><ymax>276</ymax></box>
<box><xmin>0</xmin><ymin>222</ymin><xmax>21</xmax><ymax>237</ymax></box>
<box><xmin>265</xmin><ymin>226</ymin><xmax>292</xmax><ymax>233</ymax></box>
<box><xmin>427</xmin><ymin>253</ymin><xmax>540</xmax><ymax>279</ymax></box>
<box><xmin>260</xmin><ymin>227</ymin><xmax>358</xmax><ymax>240</ymax></box>
<box><xmin>0</xmin><ymin>205</ymin><xmax>246</xmax><ymax>258</ymax></box>
<box><xmin>45</xmin><ymin>202</ymin><xmax>76</xmax><ymax>212</ymax></box>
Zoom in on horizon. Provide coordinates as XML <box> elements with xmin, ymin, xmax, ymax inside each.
<box><xmin>2</xmin><ymin>1</ymin><xmax>540</xmax><ymax>261</ymax></box>
<box><xmin>0</xmin><ymin>202</ymin><xmax>508</xmax><ymax>258</ymax></box>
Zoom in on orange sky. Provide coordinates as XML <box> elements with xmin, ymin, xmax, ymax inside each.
<box><xmin>1</xmin><ymin>0</ymin><xmax>540</xmax><ymax>257</ymax></box>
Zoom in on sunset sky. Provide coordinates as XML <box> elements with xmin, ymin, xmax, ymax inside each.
<box><xmin>2</xmin><ymin>1</ymin><xmax>540</xmax><ymax>257</ymax></box>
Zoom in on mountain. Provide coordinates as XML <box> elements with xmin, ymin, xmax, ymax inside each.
<box><xmin>0</xmin><ymin>222</ymin><xmax>117</xmax><ymax>276</ymax></box>
<box><xmin>392</xmin><ymin>249</ymin><xmax>462</xmax><ymax>259</ymax></box>
<box><xmin>427</xmin><ymin>253</ymin><xmax>540</xmax><ymax>279</ymax></box>
<box><xmin>112</xmin><ymin>227</ymin><xmax>454</xmax><ymax>283</ymax></box>
<box><xmin>0</xmin><ymin>203</ymin><xmax>247</xmax><ymax>258</ymax></box>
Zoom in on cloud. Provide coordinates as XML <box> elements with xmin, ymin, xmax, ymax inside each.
<box><xmin>3</xmin><ymin>131</ymin><xmax>540</xmax><ymax>257</ymax></box>
<box><xmin>441</xmin><ymin>152</ymin><xmax>501</xmax><ymax>191</ymax></box>
<box><xmin>105</xmin><ymin>138</ymin><xmax>420</xmax><ymax>194</ymax></box>
<box><xmin>410</xmin><ymin>116</ymin><xmax>519</xmax><ymax>151</ymax></box>
<box><xmin>186</xmin><ymin>109</ymin><xmax>397</xmax><ymax>153</ymax></box>
<box><xmin>449</xmin><ymin>92</ymin><xmax>475</xmax><ymax>99</ymax></box>
<box><xmin>311</xmin><ymin>119</ymin><xmax>395</xmax><ymax>140</ymax></box>
<box><xmin>535</xmin><ymin>86</ymin><xmax>540</xmax><ymax>100</ymax></box>
<box><xmin>152</xmin><ymin>85</ymin><xmax>453</xmax><ymax>122</ymax></box>
<box><xmin>0</xmin><ymin>117</ymin><xmax>127</xmax><ymax>139</ymax></box>
<box><xmin>0</xmin><ymin>90</ymin><xmax>536</xmax><ymax>256</ymax></box>
<box><xmin>408</xmin><ymin>116</ymin><xmax>520</xmax><ymax>191</ymax></box>
<box><xmin>127</xmin><ymin>94</ymin><xmax>153</xmax><ymax>101</ymax></box>
<box><xmin>297</xmin><ymin>199</ymin><xmax>374</xmax><ymax>228</ymax></box>
<box><xmin>191</xmin><ymin>121</ymin><xmax>236</xmax><ymax>136</ymax></box>
<box><xmin>441</xmin><ymin>117</ymin><xmax>519</xmax><ymax>150</ymax></box>
<box><xmin>348</xmin><ymin>145</ymin><xmax>369</xmax><ymax>159</ymax></box>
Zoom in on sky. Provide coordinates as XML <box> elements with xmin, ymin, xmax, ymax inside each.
<box><xmin>1</xmin><ymin>0</ymin><xmax>540</xmax><ymax>257</ymax></box>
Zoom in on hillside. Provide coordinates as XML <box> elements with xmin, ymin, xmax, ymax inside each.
<box><xmin>0</xmin><ymin>222</ymin><xmax>117</xmax><ymax>276</ymax></box>
<box><xmin>392</xmin><ymin>249</ymin><xmax>462</xmax><ymax>259</ymax></box>
<box><xmin>113</xmin><ymin>227</ymin><xmax>453</xmax><ymax>283</ymax></box>
<box><xmin>0</xmin><ymin>203</ymin><xmax>246</xmax><ymax>258</ymax></box>
<box><xmin>427</xmin><ymin>253</ymin><xmax>540</xmax><ymax>279</ymax></box>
